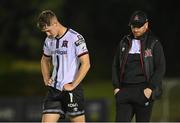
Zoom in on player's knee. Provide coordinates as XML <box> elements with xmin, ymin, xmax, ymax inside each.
<box><xmin>42</xmin><ymin>113</ymin><xmax>60</xmax><ymax>122</ymax></box>
<box><xmin>69</xmin><ymin>114</ymin><xmax>85</xmax><ymax>122</ymax></box>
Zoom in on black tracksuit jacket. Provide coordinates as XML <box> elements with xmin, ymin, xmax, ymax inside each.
<box><xmin>112</xmin><ymin>30</ymin><xmax>166</xmax><ymax>99</ymax></box>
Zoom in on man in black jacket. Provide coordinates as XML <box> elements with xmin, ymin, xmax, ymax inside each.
<box><xmin>112</xmin><ymin>10</ymin><xmax>166</xmax><ymax>122</ymax></box>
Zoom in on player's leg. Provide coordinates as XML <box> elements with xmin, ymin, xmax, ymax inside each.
<box><xmin>42</xmin><ymin>86</ymin><xmax>65</xmax><ymax>122</ymax></box>
<box><xmin>42</xmin><ymin>113</ymin><xmax>60</xmax><ymax>122</ymax></box>
<box><xmin>64</xmin><ymin>84</ymin><xmax>86</xmax><ymax>122</ymax></box>
<box><xmin>69</xmin><ymin>115</ymin><xmax>85</xmax><ymax>122</ymax></box>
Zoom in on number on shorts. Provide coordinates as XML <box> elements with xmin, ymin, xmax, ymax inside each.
<box><xmin>69</xmin><ymin>92</ymin><xmax>73</xmax><ymax>103</ymax></box>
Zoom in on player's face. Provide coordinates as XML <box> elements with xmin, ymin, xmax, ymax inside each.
<box><xmin>42</xmin><ymin>23</ymin><xmax>58</xmax><ymax>38</ymax></box>
<box><xmin>131</xmin><ymin>22</ymin><xmax>148</xmax><ymax>38</ymax></box>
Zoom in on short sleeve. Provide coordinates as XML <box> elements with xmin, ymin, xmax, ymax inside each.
<box><xmin>74</xmin><ymin>35</ymin><xmax>88</xmax><ymax>57</ymax></box>
<box><xmin>43</xmin><ymin>38</ymin><xmax>52</xmax><ymax>57</ymax></box>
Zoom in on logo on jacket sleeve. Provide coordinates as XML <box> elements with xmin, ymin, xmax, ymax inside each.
<box><xmin>144</xmin><ymin>48</ymin><xmax>152</xmax><ymax>57</ymax></box>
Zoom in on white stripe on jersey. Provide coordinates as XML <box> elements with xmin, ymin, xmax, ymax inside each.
<box><xmin>43</xmin><ymin>29</ymin><xmax>88</xmax><ymax>91</ymax></box>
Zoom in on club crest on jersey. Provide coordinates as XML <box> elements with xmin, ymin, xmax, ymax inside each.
<box><xmin>62</xmin><ymin>40</ymin><xmax>68</xmax><ymax>48</ymax></box>
<box><xmin>144</xmin><ymin>48</ymin><xmax>152</xmax><ymax>57</ymax></box>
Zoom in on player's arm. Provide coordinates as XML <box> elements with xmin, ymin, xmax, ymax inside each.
<box><xmin>63</xmin><ymin>54</ymin><xmax>90</xmax><ymax>91</ymax></box>
<box><xmin>73</xmin><ymin>54</ymin><xmax>90</xmax><ymax>87</ymax></box>
<box><xmin>41</xmin><ymin>55</ymin><xmax>53</xmax><ymax>86</ymax></box>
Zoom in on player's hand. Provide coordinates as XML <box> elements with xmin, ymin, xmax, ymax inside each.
<box><xmin>63</xmin><ymin>83</ymin><xmax>75</xmax><ymax>91</ymax></box>
<box><xmin>144</xmin><ymin>88</ymin><xmax>152</xmax><ymax>99</ymax></box>
<box><xmin>114</xmin><ymin>88</ymin><xmax>120</xmax><ymax>95</ymax></box>
<box><xmin>44</xmin><ymin>78</ymin><xmax>53</xmax><ymax>86</ymax></box>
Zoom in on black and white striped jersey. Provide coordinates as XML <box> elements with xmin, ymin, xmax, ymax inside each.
<box><xmin>43</xmin><ymin>28</ymin><xmax>88</xmax><ymax>91</ymax></box>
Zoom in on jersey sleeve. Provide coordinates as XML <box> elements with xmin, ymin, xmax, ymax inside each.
<box><xmin>43</xmin><ymin>38</ymin><xmax>52</xmax><ymax>57</ymax></box>
<box><xmin>74</xmin><ymin>35</ymin><xmax>88</xmax><ymax>57</ymax></box>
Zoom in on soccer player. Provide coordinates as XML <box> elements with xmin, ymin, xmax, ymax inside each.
<box><xmin>37</xmin><ymin>10</ymin><xmax>90</xmax><ymax>122</ymax></box>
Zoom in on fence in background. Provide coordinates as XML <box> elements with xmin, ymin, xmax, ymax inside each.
<box><xmin>0</xmin><ymin>97</ymin><xmax>109</xmax><ymax>122</ymax></box>
<box><xmin>0</xmin><ymin>78</ymin><xmax>180</xmax><ymax>122</ymax></box>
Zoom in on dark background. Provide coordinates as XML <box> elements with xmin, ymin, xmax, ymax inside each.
<box><xmin>1</xmin><ymin>0</ymin><xmax>180</xmax><ymax>79</ymax></box>
<box><xmin>0</xmin><ymin>0</ymin><xmax>180</xmax><ymax>121</ymax></box>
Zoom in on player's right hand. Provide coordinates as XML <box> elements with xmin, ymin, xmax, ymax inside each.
<box><xmin>63</xmin><ymin>83</ymin><xmax>75</xmax><ymax>91</ymax></box>
<box><xmin>44</xmin><ymin>78</ymin><xmax>53</xmax><ymax>86</ymax></box>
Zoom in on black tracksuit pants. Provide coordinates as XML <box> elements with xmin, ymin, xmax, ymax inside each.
<box><xmin>115</xmin><ymin>82</ymin><xmax>153</xmax><ymax>122</ymax></box>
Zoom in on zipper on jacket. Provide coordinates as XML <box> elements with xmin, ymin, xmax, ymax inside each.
<box><xmin>120</xmin><ymin>40</ymin><xmax>131</xmax><ymax>82</ymax></box>
<box><xmin>140</xmin><ymin>42</ymin><xmax>148</xmax><ymax>81</ymax></box>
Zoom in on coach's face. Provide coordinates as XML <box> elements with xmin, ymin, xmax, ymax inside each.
<box><xmin>131</xmin><ymin>22</ymin><xmax>148</xmax><ymax>38</ymax></box>
<box><xmin>42</xmin><ymin>23</ymin><xmax>58</xmax><ymax>38</ymax></box>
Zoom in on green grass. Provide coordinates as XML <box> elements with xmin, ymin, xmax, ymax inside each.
<box><xmin>83</xmin><ymin>79</ymin><xmax>180</xmax><ymax>122</ymax></box>
<box><xmin>83</xmin><ymin>79</ymin><xmax>115</xmax><ymax>121</ymax></box>
<box><xmin>0</xmin><ymin>58</ymin><xmax>180</xmax><ymax>121</ymax></box>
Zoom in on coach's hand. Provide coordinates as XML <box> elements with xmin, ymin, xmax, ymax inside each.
<box><xmin>114</xmin><ymin>88</ymin><xmax>120</xmax><ymax>95</ymax></box>
<box><xmin>63</xmin><ymin>83</ymin><xmax>75</xmax><ymax>91</ymax></box>
<box><xmin>144</xmin><ymin>88</ymin><xmax>152</xmax><ymax>99</ymax></box>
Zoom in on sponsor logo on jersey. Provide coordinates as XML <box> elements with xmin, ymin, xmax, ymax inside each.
<box><xmin>52</xmin><ymin>50</ymin><xmax>67</xmax><ymax>55</ymax></box>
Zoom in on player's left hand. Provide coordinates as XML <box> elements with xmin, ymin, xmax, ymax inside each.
<box><xmin>63</xmin><ymin>83</ymin><xmax>75</xmax><ymax>91</ymax></box>
<box><xmin>144</xmin><ymin>88</ymin><xmax>152</xmax><ymax>99</ymax></box>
